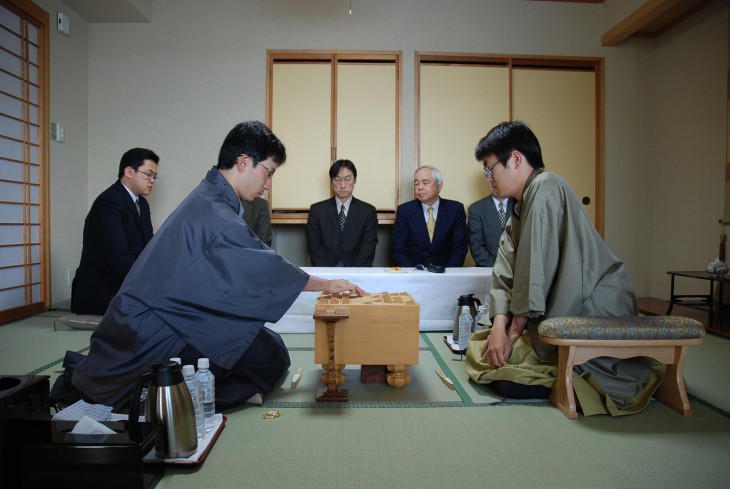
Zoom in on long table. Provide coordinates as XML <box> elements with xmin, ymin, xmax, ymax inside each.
<box><xmin>266</xmin><ymin>267</ymin><xmax>492</xmax><ymax>333</ymax></box>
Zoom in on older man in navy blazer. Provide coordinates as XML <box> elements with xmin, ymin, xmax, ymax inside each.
<box><xmin>71</xmin><ymin>148</ymin><xmax>159</xmax><ymax>315</ymax></box>
<box><xmin>306</xmin><ymin>159</ymin><xmax>378</xmax><ymax>267</ymax></box>
<box><xmin>391</xmin><ymin>165</ymin><xmax>468</xmax><ymax>268</ymax></box>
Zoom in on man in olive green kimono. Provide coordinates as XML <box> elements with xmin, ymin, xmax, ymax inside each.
<box><xmin>465</xmin><ymin>121</ymin><xmax>662</xmax><ymax>416</ymax></box>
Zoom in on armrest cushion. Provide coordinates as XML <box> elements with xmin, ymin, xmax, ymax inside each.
<box><xmin>537</xmin><ymin>316</ymin><xmax>705</xmax><ymax>341</ymax></box>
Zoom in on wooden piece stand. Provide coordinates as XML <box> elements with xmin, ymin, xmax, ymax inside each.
<box><xmin>315</xmin><ymin>309</ymin><xmax>350</xmax><ymax>402</ymax></box>
<box><xmin>314</xmin><ymin>292</ymin><xmax>420</xmax><ymax>401</ymax></box>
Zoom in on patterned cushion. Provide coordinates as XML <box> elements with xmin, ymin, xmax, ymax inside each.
<box><xmin>537</xmin><ymin>316</ymin><xmax>705</xmax><ymax>341</ymax></box>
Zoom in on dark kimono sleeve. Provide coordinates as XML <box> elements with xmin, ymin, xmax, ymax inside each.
<box><xmin>151</xmin><ymin>222</ymin><xmax>309</xmax><ymax>369</ymax></box>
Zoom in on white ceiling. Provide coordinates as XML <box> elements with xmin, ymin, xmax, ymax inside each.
<box><xmin>61</xmin><ymin>0</ymin><xmax>151</xmax><ymax>23</ymax></box>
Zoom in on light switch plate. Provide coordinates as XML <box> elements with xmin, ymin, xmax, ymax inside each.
<box><xmin>50</xmin><ymin>122</ymin><xmax>65</xmax><ymax>142</ymax></box>
<box><xmin>57</xmin><ymin>12</ymin><xmax>70</xmax><ymax>36</ymax></box>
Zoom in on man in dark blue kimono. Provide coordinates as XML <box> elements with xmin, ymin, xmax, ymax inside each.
<box><xmin>72</xmin><ymin>121</ymin><xmax>364</xmax><ymax>411</ymax></box>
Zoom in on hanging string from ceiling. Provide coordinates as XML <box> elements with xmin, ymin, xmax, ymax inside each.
<box><xmin>348</xmin><ymin>0</ymin><xmax>352</xmax><ymax>16</ymax></box>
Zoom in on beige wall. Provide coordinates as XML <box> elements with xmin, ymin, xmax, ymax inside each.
<box><xmin>43</xmin><ymin>0</ymin><xmax>728</xmax><ymax>304</ymax></box>
<box><xmin>602</xmin><ymin>0</ymin><xmax>646</xmax><ymax>33</ymax></box>
<box><xmin>647</xmin><ymin>2</ymin><xmax>728</xmax><ymax>298</ymax></box>
<box><xmin>32</xmin><ymin>0</ymin><xmax>89</xmax><ymax>305</ymax></box>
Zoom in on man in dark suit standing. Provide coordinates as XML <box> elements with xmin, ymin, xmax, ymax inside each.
<box><xmin>391</xmin><ymin>165</ymin><xmax>468</xmax><ymax>267</ymax></box>
<box><xmin>306</xmin><ymin>159</ymin><xmax>378</xmax><ymax>267</ymax></box>
<box><xmin>71</xmin><ymin>148</ymin><xmax>159</xmax><ymax>315</ymax></box>
<box><xmin>468</xmin><ymin>177</ymin><xmax>512</xmax><ymax>267</ymax></box>
<box><xmin>242</xmin><ymin>196</ymin><xmax>273</xmax><ymax>247</ymax></box>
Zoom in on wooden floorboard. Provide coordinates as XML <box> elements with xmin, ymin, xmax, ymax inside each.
<box><xmin>638</xmin><ymin>296</ymin><xmax>730</xmax><ymax>338</ymax></box>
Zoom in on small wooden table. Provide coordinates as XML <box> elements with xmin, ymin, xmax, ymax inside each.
<box><xmin>666</xmin><ymin>271</ymin><xmax>730</xmax><ymax>325</ymax></box>
<box><xmin>313</xmin><ymin>292</ymin><xmax>420</xmax><ymax>401</ymax></box>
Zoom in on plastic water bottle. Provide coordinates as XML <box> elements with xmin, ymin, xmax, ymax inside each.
<box><xmin>169</xmin><ymin>357</ymin><xmax>181</xmax><ymax>365</ymax></box>
<box><xmin>458</xmin><ymin>305</ymin><xmax>471</xmax><ymax>352</ymax></box>
<box><xmin>195</xmin><ymin>358</ymin><xmax>216</xmax><ymax>433</ymax></box>
<box><xmin>182</xmin><ymin>364</ymin><xmax>205</xmax><ymax>441</ymax></box>
<box><xmin>474</xmin><ymin>305</ymin><xmax>488</xmax><ymax>332</ymax></box>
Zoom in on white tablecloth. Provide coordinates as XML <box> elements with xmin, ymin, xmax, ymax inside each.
<box><xmin>266</xmin><ymin>267</ymin><xmax>492</xmax><ymax>333</ymax></box>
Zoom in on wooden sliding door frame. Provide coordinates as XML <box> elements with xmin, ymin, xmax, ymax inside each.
<box><xmin>414</xmin><ymin>52</ymin><xmax>605</xmax><ymax>236</ymax></box>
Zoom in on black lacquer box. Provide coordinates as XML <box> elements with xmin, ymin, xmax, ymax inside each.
<box><xmin>1</xmin><ymin>374</ymin><xmax>162</xmax><ymax>488</ymax></box>
<box><xmin>0</xmin><ymin>374</ymin><xmax>51</xmax><ymax>482</ymax></box>
<box><xmin>6</xmin><ymin>418</ymin><xmax>163</xmax><ymax>489</ymax></box>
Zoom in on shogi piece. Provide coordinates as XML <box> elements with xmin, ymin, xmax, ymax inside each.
<box><xmin>314</xmin><ymin>292</ymin><xmax>420</xmax><ymax>393</ymax></box>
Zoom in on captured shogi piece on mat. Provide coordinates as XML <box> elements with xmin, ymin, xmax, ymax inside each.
<box><xmin>314</xmin><ymin>292</ymin><xmax>420</xmax><ymax>401</ymax></box>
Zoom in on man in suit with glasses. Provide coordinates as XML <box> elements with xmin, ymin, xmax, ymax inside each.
<box><xmin>71</xmin><ymin>147</ymin><xmax>159</xmax><ymax>315</ymax></box>
<box><xmin>306</xmin><ymin>159</ymin><xmax>379</xmax><ymax>267</ymax></box>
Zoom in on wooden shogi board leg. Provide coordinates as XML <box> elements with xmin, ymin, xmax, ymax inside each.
<box><xmin>386</xmin><ymin>365</ymin><xmax>411</xmax><ymax>388</ymax></box>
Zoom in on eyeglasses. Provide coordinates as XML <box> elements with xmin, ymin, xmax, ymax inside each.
<box><xmin>333</xmin><ymin>176</ymin><xmax>353</xmax><ymax>184</ymax></box>
<box><xmin>134</xmin><ymin>169</ymin><xmax>159</xmax><ymax>182</ymax></box>
<box><xmin>258</xmin><ymin>162</ymin><xmax>276</xmax><ymax>179</ymax></box>
<box><xmin>483</xmin><ymin>161</ymin><xmax>500</xmax><ymax>178</ymax></box>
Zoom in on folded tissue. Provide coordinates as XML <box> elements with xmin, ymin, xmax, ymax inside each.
<box><xmin>70</xmin><ymin>415</ymin><xmax>117</xmax><ymax>435</ymax></box>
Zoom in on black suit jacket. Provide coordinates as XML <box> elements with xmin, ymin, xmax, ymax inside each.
<box><xmin>468</xmin><ymin>195</ymin><xmax>512</xmax><ymax>267</ymax></box>
<box><xmin>71</xmin><ymin>181</ymin><xmax>153</xmax><ymax>314</ymax></box>
<box><xmin>306</xmin><ymin>197</ymin><xmax>378</xmax><ymax>266</ymax></box>
<box><xmin>391</xmin><ymin>198</ymin><xmax>468</xmax><ymax>267</ymax></box>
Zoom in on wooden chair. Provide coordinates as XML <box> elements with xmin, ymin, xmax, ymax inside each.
<box><xmin>537</xmin><ymin>316</ymin><xmax>705</xmax><ymax>419</ymax></box>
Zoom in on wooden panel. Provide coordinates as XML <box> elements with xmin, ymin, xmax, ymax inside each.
<box><xmin>601</xmin><ymin>0</ymin><xmax>714</xmax><ymax>46</ymax></box>
<box><xmin>336</xmin><ymin>63</ymin><xmax>397</xmax><ymax>210</ymax></box>
<box><xmin>314</xmin><ymin>292</ymin><xmax>420</xmax><ymax>365</ymax></box>
<box><xmin>270</xmin><ymin>63</ymin><xmax>331</xmax><ymax>210</ymax></box>
<box><xmin>512</xmin><ymin>69</ymin><xmax>597</xmax><ymax>224</ymax></box>
<box><xmin>420</xmin><ymin>65</ymin><xmax>510</xmax><ymax>206</ymax></box>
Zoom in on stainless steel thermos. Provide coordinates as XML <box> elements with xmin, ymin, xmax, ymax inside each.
<box><xmin>129</xmin><ymin>362</ymin><xmax>198</xmax><ymax>458</ymax></box>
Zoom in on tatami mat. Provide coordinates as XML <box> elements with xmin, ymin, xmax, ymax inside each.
<box><xmin>157</xmin><ymin>401</ymin><xmax>730</xmax><ymax>489</ymax></box>
<box><xmin>3</xmin><ymin>314</ymin><xmax>730</xmax><ymax>488</ymax></box>
<box><xmin>684</xmin><ymin>333</ymin><xmax>730</xmax><ymax>415</ymax></box>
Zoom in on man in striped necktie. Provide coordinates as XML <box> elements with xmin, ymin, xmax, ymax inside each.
<box><xmin>467</xmin><ymin>176</ymin><xmax>511</xmax><ymax>267</ymax></box>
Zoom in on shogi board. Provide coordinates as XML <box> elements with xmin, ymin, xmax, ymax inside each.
<box><xmin>314</xmin><ymin>292</ymin><xmax>420</xmax><ymax>366</ymax></box>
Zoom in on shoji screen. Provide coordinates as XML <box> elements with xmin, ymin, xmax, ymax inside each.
<box><xmin>267</xmin><ymin>51</ymin><xmax>401</xmax><ymax>223</ymax></box>
<box><xmin>513</xmin><ymin>68</ymin><xmax>597</xmax><ymax>224</ymax></box>
<box><xmin>0</xmin><ymin>0</ymin><xmax>49</xmax><ymax>323</ymax></box>
<box><xmin>417</xmin><ymin>53</ymin><xmax>603</xmax><ymax>235</ymax></box>
<box><xmin>419</xmin><ymin>63</ymin><xmax>510</xmax><ymax>206</ymax></box>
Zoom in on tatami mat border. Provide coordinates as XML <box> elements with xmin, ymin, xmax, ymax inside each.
<box><xmin>420</xmin><ymin>332</ymin><xmax>474</xmax><ymax>404</ymax></box>
<box><xmin>286</xmin><ymin>346</ymin><xmax>431</xmax><ymax>352</ymax></box>
<box><xmin>27</xmin><ymin>346</ymin><xmax>89</xmax><ymax>375</ymax></box>
<box><xmin>25</xmin><ymin>333</ymin><xmax>727</xmax><ymax>417</ymax></box>
<box><xmin>260</xmin><ymin>399</ymin><xmax>549</xmax><ymax>409</ymax></box>
<box><xmin>689</xmin><ymin>393</ymin><xmax>730</xmax><ymax>419</ymax></box>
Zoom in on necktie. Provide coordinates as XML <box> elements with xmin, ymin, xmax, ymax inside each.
<box><xmin>498</xmin><ymin>202</ymin><xmax>506</xmax><ymax>228</ymax></box>
<box><xmin>135</xmin><ymin>198</ymin><xmax>141</xmax><ymax>215</ymax></box>
<box><xmin>339</xmin><ymin>204</ymin><xmax>346</xmax><ymax>230</ymax></box>
<box><xmin>336</xmin><ymin>204</ymin><xmax>346</xmax><ymax>267</ymax></box>
<box><xmin>426</xmin><ymin>206</ymin><xmax>435</xmax><ymax>241</ymax></box>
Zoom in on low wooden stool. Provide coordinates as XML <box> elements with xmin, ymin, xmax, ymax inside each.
<box><xmin>537</xmin><ymin>316</ymin><xmax>705</xmax><ymax>419</ymax></box>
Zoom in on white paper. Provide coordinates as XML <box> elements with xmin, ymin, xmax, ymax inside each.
<box><xmin>53</xmin><ymin>399</ymin><xmax>113</xmax><ymax>421</ymax></box>
<box><xmin>70</xmin><ymin>415</ymin><xmax>117</xmax><ymax>435</ymax></box>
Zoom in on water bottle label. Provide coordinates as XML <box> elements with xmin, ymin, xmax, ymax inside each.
<box><xmin>202</xmin><ymin>384</ymin><xmax>215</xmax><ymax>402</ymax></box>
